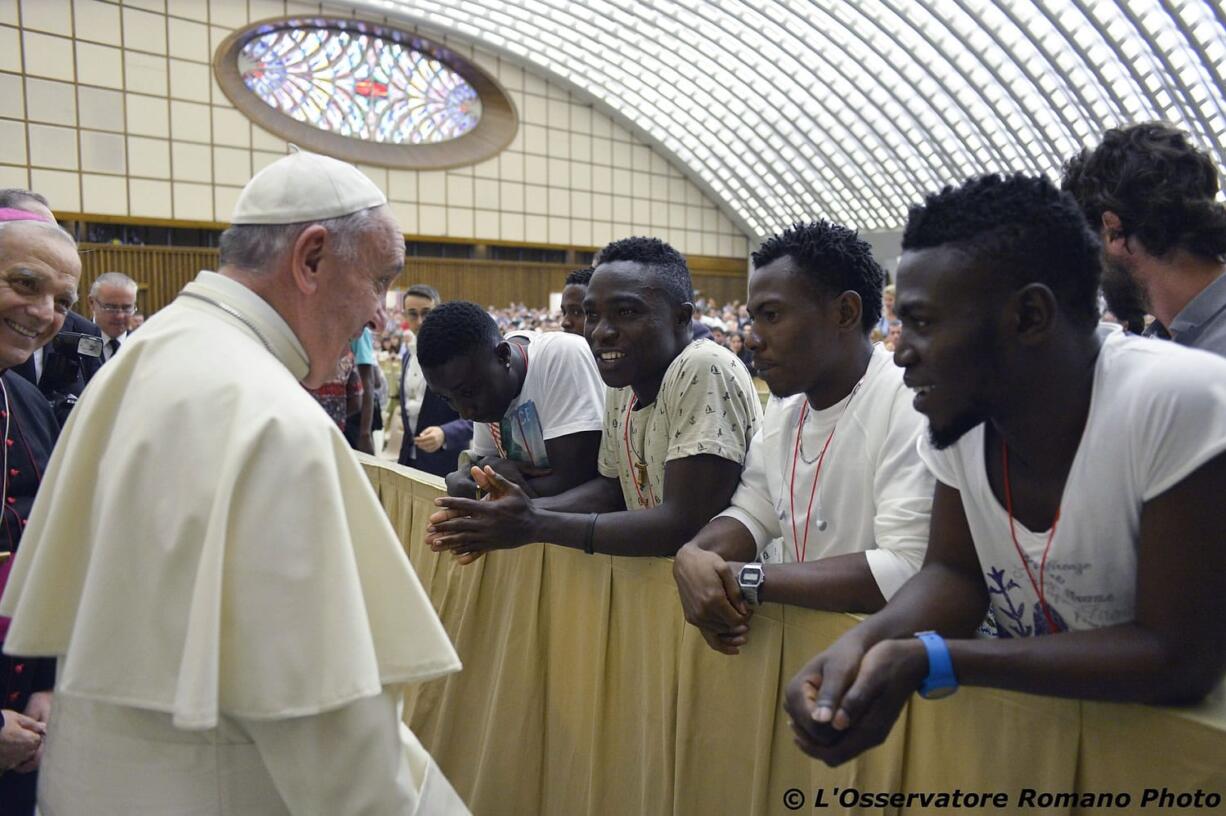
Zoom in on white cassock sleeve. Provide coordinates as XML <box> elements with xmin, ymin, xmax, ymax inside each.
<box><xmin>242</xmin><ymin>686</ymin><xmax>469</xmax><ymax>816</ymax></box>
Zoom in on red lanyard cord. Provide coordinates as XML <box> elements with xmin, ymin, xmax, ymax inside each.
<box><xmin>786</xmin><ymin>377</ymin><xmax>864</xmax><ymax>563</ymax></box>
<box><xmin>622</xmin><ymin>395</ymin><xmax>655</xmax><ymax>508</ymax></box>
<box><xmin>788</xmin><ymin>402</ymin><xmax>835</xmax><ymax>563</ymax></box>
<box><xmin>1001</xmin><ymin>440</ymin><xmax>1061</xmax><ymax>634</ymax></box>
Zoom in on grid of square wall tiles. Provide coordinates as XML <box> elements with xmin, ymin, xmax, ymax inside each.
<box><xmin>0</xmin><ymin>0</ymin><xmax>750</xmax><ymax>258</ymax></box>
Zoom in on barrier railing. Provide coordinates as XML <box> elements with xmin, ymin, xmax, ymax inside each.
<box><xmin>362</xmin><ymin>456</ymin><xmax>1226</xmax><ymax>815</ymax></box>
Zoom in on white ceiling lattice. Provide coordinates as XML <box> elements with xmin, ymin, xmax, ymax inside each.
<box><xmin>353</xmin><ymin>0</ymin><xmax>1226</xmax><ymax>239</ymax></box>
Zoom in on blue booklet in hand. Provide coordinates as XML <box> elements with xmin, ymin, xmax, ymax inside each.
<box><xmin>498</xmin><ymin>400</ymin><xmax>551</xmax><ymax>469</ymax></box>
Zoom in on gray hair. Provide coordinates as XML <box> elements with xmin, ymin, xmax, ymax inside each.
<box><xmin>217</xmin><ymin>206</ymin><xmax>390</xmax><ymax>273</ymax></box>
<box><xmin>90</xmin><ymin>271</ymin><xmax>137</xmax><ymax>299</ymax></box>
<box><xmin>0</xmin><ymin>188</ymin><xmax>50</xmax><ymax>210</ymax></box>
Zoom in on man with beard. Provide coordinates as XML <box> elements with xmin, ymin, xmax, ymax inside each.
<box><xmin>425</xmin><ymin>236</ymin><xmax>761</xmax><ymax>560</ymax></box>
<box><xmin>783</xmin><ymin>174</ymin><xmax>1226</xmax><ymax>767</ymax></box>
<box><xmin>672</xmin><ymin>221</ymin><xmax>931</xmax><ymax>655</ymax></box>
<box><xmin>1062</xmin><ymin>122</ymin><xmax>1226</xmax><ymax>355</ymax></box>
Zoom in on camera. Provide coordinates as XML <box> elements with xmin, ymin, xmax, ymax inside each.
<box><xmin>42</xmin><ymin>331</ymin><xmax>103</xmax><ymax>425</ymax></box>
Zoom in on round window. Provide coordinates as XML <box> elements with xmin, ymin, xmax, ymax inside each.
<box><xmin>214</xmin><ymin>17</ymin><xmax>517</xmax><ymax>169</ymax></box>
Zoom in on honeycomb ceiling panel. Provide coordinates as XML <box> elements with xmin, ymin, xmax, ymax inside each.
<box><xmin>352</xmin><ymin>0</ymin><xmax>1226</xmax><ymax>239</ymax></box>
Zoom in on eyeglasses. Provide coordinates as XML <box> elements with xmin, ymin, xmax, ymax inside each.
<box><xmin>404</xmin><ymin>308</ymin><xmax>432</xmax><ymax>319</ymax></box>
<box><xmin>95</xmin><ymin>302</ymin><xmax>135</xmax><ymax>314</ymax></box>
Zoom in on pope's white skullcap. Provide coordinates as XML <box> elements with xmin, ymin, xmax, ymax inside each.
<box><xmin>230</xmin><ymin>145</ymin><xmax>387</xmax><ymax>225</ymax></box>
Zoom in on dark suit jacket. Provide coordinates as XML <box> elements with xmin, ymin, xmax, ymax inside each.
<box><xmin>12</xmin><ymin>311</ymin><xmax>103</xmax><ymax>400</ymax></box>
<box><xmin>397</xmin><ymin>349</ymin><xmax>473</xmax><ymax>478</ymax></box>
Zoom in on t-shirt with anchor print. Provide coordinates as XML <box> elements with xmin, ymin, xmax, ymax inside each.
<box><xmin>597</xmin><ymin>339</ymin><xmax>763</xmax><ymax>511</ymax></box>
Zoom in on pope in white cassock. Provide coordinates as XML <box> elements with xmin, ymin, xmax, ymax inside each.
<box><xmin>0</xmin><ymin>149</ymin><xmax>470</xmax><ymax>814</ymax></box>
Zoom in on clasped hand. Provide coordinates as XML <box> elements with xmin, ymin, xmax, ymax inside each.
<box><xmin>672</xmin><ymin>544</ymin><xmax>754</xmax><ymax>655</ymax></box>
<box><xmin>427</xmin><ymin>466</ymin><xmax>538</xmax><ymax>564</ymax></box>
<box><xmin>782</xmin><ymin>636</ymin><xmax>928</xmax><ymax>766</ymax></box>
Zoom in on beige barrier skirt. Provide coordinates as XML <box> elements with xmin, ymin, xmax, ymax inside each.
<box><xmin>363</xmin><ymin>456</ymin><xmax>1226</xmax><ymax>816</ymax></box>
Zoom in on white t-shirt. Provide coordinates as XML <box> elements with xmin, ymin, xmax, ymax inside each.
<box><xmin>470</xmin><ymin>331</ymin><xmax>605</xmax><ymax>467</ymax></box>
<box><xmin>597</xmin><ymin>339</ymin><xmax>763</xmax><ymax>510</ymax></box>
<box><xmin>718</xmin><ymin>345</ymin><xmax>932</xmax><ymax>599</ymax></box>
<box><xmin>919</xmin><ymin>331</ymin><xmax>1226</xmax><ymax>636</ymax></box>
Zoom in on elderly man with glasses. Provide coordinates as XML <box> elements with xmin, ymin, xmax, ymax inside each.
<box><xmin>87</xmin><ymin>272</ymin><xmax>137</xmax><ymax>363</ymax></box>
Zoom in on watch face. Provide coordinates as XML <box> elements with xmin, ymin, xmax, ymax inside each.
<box><xmin>740</xmin><ymin>566</ymin><xmax>763</xmax><ymax>587</ymax></box>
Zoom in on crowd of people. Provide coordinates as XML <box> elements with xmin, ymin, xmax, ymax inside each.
<box><xmin>0</xmin><ymin>119</ymin><xmax>1216</xmax><ymax>814</ymax></box>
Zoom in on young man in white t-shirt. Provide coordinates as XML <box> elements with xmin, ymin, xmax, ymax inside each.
<box><xmin>425</xmin><ymin>237</ymin><xmax>762</xmax><ymax>559</ymax></box>
<box><xmin>672</xmin><ymin>221</ymin><xmax>932</xmax><ymax>655</ymax></box>
<box><xmin>418</xmin><ymin>301</ymin><xmax>605</xmax><ymax>498</ymax></box>
<box><xmin>785</xmin><ymin>174</ymin><xmax>1226</xmax><ymax>766</ymax></box>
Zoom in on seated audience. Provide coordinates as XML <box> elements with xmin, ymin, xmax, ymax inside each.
<box><xmin>673</xmin><ymin>222</ymin><xmax>931</xmax><ymax>654</ymax></box>
<box><xmin>726</xmin><ymin>330</ymin><xmax>755</xmax><ymax>375</ymax></box>
<box><xmin>426</xmin><ymin>237</ymin><xmax>762</xmax><ymax>560</ymax></box>
<box><xmin>560</xmin><ymin>267</ymin><xmax>592</xmax><ymax>336</ymax></box>
<box><xmin>784</xmin><ymin>174</ymin><xmax>1226</xmax><ymax>767</ymax></box>
<box><xmin>1062</xmin><ymin>122</ymin><xmax>1226</xmax><ymax>356</ymax></box>
<box><xmin>398</xmin><ymin>285</ymin><xmax>473</xmax><ymax>477</ymax></box>
<box><xmin>419</xmin><ymin>302</ymin><xmax>604</xmax><ymax>498</ymax></box>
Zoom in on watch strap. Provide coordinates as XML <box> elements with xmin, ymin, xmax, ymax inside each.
<box><xmin>915</xmin><ymin>630</ymin><xmax>958</xmax><ymax>699</ymax></box>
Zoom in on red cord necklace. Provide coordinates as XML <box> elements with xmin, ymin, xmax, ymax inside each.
<box><xmin>622</xmin><ymin>395</ymin><xmax>656</xmax><ymax>508</ymax></box>
<box><xmin>787</xmin><ymin>379</ymin><xmax>864</xmax><ymax>562</ymax></box>
<box><xmin>1001</xmin><ymin>439</ymin><xmax>1061</xmax><ymax>634</ymax></box>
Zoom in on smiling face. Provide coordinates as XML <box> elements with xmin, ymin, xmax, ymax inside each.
<box><xmin>746</xmin><ymin>255</ymin><xmax>846</xmax><ymax>400</ymax></box>
<box><xmin>299</xmin><ymin>208</ymin><xmax>401</xmax><ymax>387</ymax></box>
<box><xmin>0</xmin><ymin>224</ymin><xmax>81</xmax><ymax>371</ymax></box>
<box><xmin>583</xmin><ymin>260</ymin><xmax>691</xmax><ymax>391</ymax></box>
<box><xmin>560</xmin><ymin>283</ymin><xmax>587</xmax><ymax>336</ymax></box>
<box><xmin>893</xmin><ymin>246</ymin><xmax>1005</xmax><ymax>449</ymax></box>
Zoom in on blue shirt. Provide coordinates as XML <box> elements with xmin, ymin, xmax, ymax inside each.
<box><xmin>349</xmin><ymin>327</ymin><xmax>375</xmax><ymax>366</ymax></box>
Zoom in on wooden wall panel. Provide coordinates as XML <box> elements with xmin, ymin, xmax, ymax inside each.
<box><xmin>76</xmin><ymin>244</ymin><xmax>748</xmax><ymax>316</ymax></box>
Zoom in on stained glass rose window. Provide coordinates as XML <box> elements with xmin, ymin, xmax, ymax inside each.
<box><xmin>240</xmin><ymin>28</ymin><xmax>482</xmax><ymax>144</ymax></box>
<box><xmin>215</xmin><ymin>18</ymin><xmax>516</xmax><ymax>169</ymax></box>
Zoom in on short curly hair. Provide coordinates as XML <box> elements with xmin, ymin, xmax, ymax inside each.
<box><xmin>752</xmin><ymin>220</ymin><xmax>885</xmax><ymax>333</ymax></box>
<box><xmin>416</xmin><ymin>301</ymin><xmax>500</xmax><ymax>369</ymax></box>
<box><xmin>902</xmin><ymin>174</ymin><xmax>1101</xmax><ymax>329</ymax></box>
<box><xmin>564</xmin><ymin>267</ymin><xmax>593</xmax><ymax>287</ymax></box>
<box><xmin>1062</xmin><ymin>122</ymin><xmax>1226</xmax><ymax>261</ymax></box>
<box><xmin>593</xmin><ymin>236</ymin><xmax>692</xmax><ymax>305</ymax></box>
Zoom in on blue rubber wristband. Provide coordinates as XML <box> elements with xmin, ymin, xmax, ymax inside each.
<box><xmin>915</xmin><ymin>630</ymin><xmax>958</xmax><ymax>699</ymax></box>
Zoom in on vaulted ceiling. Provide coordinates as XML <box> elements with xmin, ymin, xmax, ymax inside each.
<box><xmin>353</xmin><ymin>0</ymin><xmax>1226</xmax><ymax>239</ymax></box>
